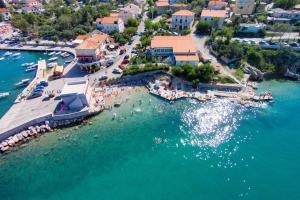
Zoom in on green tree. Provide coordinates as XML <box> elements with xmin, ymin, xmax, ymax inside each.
<box><xmin>127</xmin><ymin>18</ymin><xmax>139</xmax><ymax>27</ymax></box>
<box><xmin>196</xmin><ymin>21</ymin><xmax>210</xmax><ymax>34</ymax></box>
<box><xmin>274</xmin><ymin>0</ymin><xmax>300</xmax><ymax>9</ymax></box>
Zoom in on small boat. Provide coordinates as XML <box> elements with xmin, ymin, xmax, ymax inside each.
<box><xmin>64</xmin><ymin>59</ymin><xmax>72</xmax><ymax>64</ymax></box>
<box><xmin>13</xmin><ymin>56</ymin><xmax>21</xmax><ymax>61</ymax></box>
<box><xmin>55</xmin><ymin>51</ymin><xmax>62</xmax><ymax>55</ymax></box>
<box><xmin>25</xmin><ymin>67</ymin><xmax>37</xmax><ymax>72</ymax></box>
<box><xmin>0</xmin><ymin>92</ymin><xmax>10</xmax><ymax>99</ymax></box>
<box><xmin>21</xmin><ymin>62</ymin><xmax>34</xmax><ymax>67</ymax></box>
<box><xmin>11</xmin><ymin>52</ymin><xmax>21</xmax><ymax>57</ymax></box>
<box><xmin>48</xmin><ymin>52</ymin><xmax>56</xmax><ymax>56</ymax></box>
<box><xmin>0</xmin><ymin>57</ymin><xmax>4</xmax><ymax>61</ymax></box>
<box><xmin>47</xmin><ymin>62</ymin><xmax>57</xmax><ymax>68</ymax></box>
<box><xmin>3</xmin><ymin>51</ymin><xmax>13</xmax><ymax>56</ymax></box>
<box><xmin>15</xmin><ymin>79</ymin><xmax>30</xmax><ymax>87</ymax></box>
<box><xmin>49</xmin><ymin>57</ymin><xmax>58</xmax><ymax>61</ymax></box>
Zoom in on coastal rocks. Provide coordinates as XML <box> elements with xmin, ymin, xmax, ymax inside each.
<box><xmin>0</xmin><ymin>115</ymin><xmax>93</xmax><ymax>154</ymax></box>
<box><xmin>243</xmin><ymin>63</ymin><xmax>264</xmax><ymax>81</ymax></box>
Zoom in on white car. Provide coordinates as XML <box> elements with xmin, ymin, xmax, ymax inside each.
<box><xmin>98</xmin><ymin>75</ymin><xmax>108</xmax><ymax>81</ymax></box>
<box><xmin>113</xmin><ymin>68</ymin><xmax>123</xmax><ymax>74</ymax></box>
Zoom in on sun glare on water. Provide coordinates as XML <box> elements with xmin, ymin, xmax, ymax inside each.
<box><xmin>180</xmin><ymin>99</ymin><xmax>248</xmax><ymax>148</ymax></box>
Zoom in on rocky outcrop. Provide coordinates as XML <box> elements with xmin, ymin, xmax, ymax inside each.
<box><xmin>242</xmin><ymin>63</ymin><xmax>264</xmax><ymax>81</ymax></box>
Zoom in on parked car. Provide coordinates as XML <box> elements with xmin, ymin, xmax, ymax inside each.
<box><xmin>113</xmin><ymin>68</ymin><xmax>123</xmax><ymax>74</ymax></box>
<box><xmin>106</xmin><ymin>60</ymin><xmax>114</xmax><ymax>67</ymax></box>
<box><xmin>38</xmin><ymin>81</ymin><xmax>48</xmax><ymax>87</ymax></box>
<box><xmin>119</xmin><ymin>64</ymin><xmax>125</xmax><ymax>70</ymax></box>
<box><xmin>121</xmin><ymin>59</ymin><xmax>129</xmax><ymax>65</ymax></box>
<box><xmin>28</xmin><ymin>92</ymin><xmax>43</xmax><ymax>99</ymax></box>
<box><xmin>290</xmin><ymin>42</ymin><xmax>299</xmax><ymax>47</ymax></box>
<box><xmin>98</xmin><ymin>75</ymin><xmax>108</xmax><ymax>81</ymax></box>
<box><xmin>124</xmin><ymin>55</ymin><xmax>130</xmax><ymax>59</ymax></box>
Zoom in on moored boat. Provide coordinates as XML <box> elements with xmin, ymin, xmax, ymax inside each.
<box><xmin>48</xmin><ymin>52</ymin><xmax>56</xmax><ymax>56</ymax></box>
<box><xmin>11</xmin><ymin>52</ymin><xmax>21</xmax><ymax>57</ymax></box>
<box><xmin>0</xmin><ymin>92</ymin><xmax>10</xmax><ymax>99</ymax></box>
<box><xmin>3</xmin><ymin>51</ymin><xmax>13</xmax><ymax>56</ymax></box>
<box><xmin>49</xmin><ymin>57</ymin><xmax>58</xmax><ymax>61</ymax></box>
<box><xmin>0</xmin><ymin>57</ymin><xmax>4</xmax><ymax>61</ymax></box>
<box><xmin>15</xmin><ymin>79</ymin><xmax>31</xmax><ymax>87</ymax></box>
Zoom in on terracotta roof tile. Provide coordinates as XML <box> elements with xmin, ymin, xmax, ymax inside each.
<box><xmin>75</xmin><ymin>33</ymin><xmax>108</xmax><ymax>50</ymax></box>
<box><xmin>175</xmin><ymin>54</ymin><xmax>199</xmax><ymax>61</ymax></box>
<box><xmin>201</xmin><ymin>9</ymin><xmax>227</xmax><ymax>18</ymax></box>
<box><xmin>96</xmin><ymin>16</ymin><xmax>119</xmax><ymax>24</ymax></box>
<box><xmin>0</xmin><ymin>8</ymin><xmax>9</xmax><ymax>12</ymax></box>
<box><xmin>172</xmin><ymin>10</ymin><xmax>195</xmax><ymax>16</ymax></box>
<box><xmin>155</xmin><ymin>1</ymin><xmax>169</xmax><ymax>7</ymax></box>
<box><xmin>208</xmin><ymin>1</ymin><xmax>227</xmax><ymax>6</ymax></box>
<box><xmin>151</xmin><ymin>36</ymin><xmax>196</xmax><ymax>54</ymax></box>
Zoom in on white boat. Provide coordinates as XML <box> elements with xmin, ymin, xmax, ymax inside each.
<box><xmin>47</xmin><ymin>62</ymin><xmax>57</xmax><ymax>68</ymax></box>
<box><xmin>49</xmin><ymin>57</ymin><xmax>58</xmax><ymax>61</ymax></box>
<box><xmin>0</xmin><ymin>92</ymin><xmax>10</xmax><ymax>99</ymax></box>
<box><xmin>21</xmin><ymin>62</ymin><xmax>34</xmax><ymax>67</ymax></box>
<box><xmin>0</xmin><ymin>57</ymin><xmax>4</xmax><ymax>61</ymax></box>
<box><xmin>55</xmin><ymin>51</ymin><xmax>62</xmax><ymax>55</ymax></box>
<box><xmin>3</xmin><ymin>51</ymin><xmax>13</xmax><ymax>56</ymax></box>
<box><xmin>64</xmin><ymin>59</ymin><xmax>72</xmax><ymax>64</ymax></box>
<box><xmin>13</xmin><ymin>56</ymin><xmax>21</xmax><ymax>60</ymax></box>
<box><xmin>25</xmin><ymin>66</ymin><xmax>37</xmax><ymax>72</ymax></box>
<box><xmin>15</xmin><ymin>79</ymin><xmax>30</xmax><ymax>87</ymax></box>
<box><xmin>48</xmin><ymin>52</ymin><xmax>56</xmax><ymax>56</ymax></box>
<box><xmin>11</xmin><ymin>52</ymin><xmax>21</xmax><ymax>57</ymax></box>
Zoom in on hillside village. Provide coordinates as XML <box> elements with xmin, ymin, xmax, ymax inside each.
<box><xmin>0</xmin><ymin>0</ymin><xmax>299</xmax><ymax>82</ymax></box>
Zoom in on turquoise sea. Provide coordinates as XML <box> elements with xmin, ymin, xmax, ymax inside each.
<box><xmin>0</xmin><ymin>52</ymin><xmax>300</xmax><ymax>199</ymax></box>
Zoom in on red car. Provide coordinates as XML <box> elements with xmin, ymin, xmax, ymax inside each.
<box><xmin>121</xmin><ymin>59</ymin><xmax>129</xmax><ymax>65</ymax></box>
<box><xmin>119</xmin><ymin>64</ymin><xmax>125</xmax><ymax>70</ymax></box>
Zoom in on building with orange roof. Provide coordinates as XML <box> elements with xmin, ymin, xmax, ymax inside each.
<box><xmin>171</xmin><ymin>10</ymin><xmax>195</xmax><ymax>31</ymax></box>
<box><xmin>75</xmin><ymin>32</ymin><xmax>110</xmax><ymax>69</ymax></box>
<box><xmin>0</xmin><ymin>8</ymin><xmax>11</xmax><ymax>21</ymax></box>
<box><xmin>155</xmin><ymin>0</ymin><xmax>170</xmax><ymax>15</ymax></box>
<box><xmin>200</xmin><ymin>9</ymin><xmax>227</xmax><ymax>29</ymax></box>
<box><xmin>96</xmin><ymin>14</ymin><xmax>124</xmax><ymax>33</ymax></box>
<box><xmin>23</xmin><ymin>0</ymin><xmax>40</xmax><ymax>7</ymax></box>
<box><xmin>208</xmin><ymin>1</ymin><xmax>227</xmax><ymax>10</ymax></box>
<box><xmin>151</xmin><ymin>36</ymin><xmax>199</xmax><ymax>66</ymax></box>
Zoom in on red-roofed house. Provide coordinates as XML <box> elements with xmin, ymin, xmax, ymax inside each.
<box><xmin>0</xmin><ymin>8</ymin><xmax>11</xmax><ymax>21</ymax></box>
<box><xmin>96</xmin><ymin>14</ymin><xmax>125</xmax><ymax>33</ymax></box>
<box><xmin>171</xmin><ymin>10</ymin><xmax>195</xmax><ymax>31</ymax></box>
<box><xmin>200</xmin><ymin>9</ymin><xmax>227</xmax><ymax>28</ymax></box>
<box><xmin>151</xmin><ymin>36</ymin><xmax>199</xmax><ymax>66</ymax></box>
<box><xmin>208</xmin><ymin>1</ymin><xmax>227</xmax><ymax>10</ymax></box>
<box><xmin>75</xmin><ymin>32</ymin><xmax>110</xmax><ymax>69</ymax></box>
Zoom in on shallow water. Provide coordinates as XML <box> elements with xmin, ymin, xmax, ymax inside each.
<box><xmin>0</xmin><ymin>78</ymin><xmax>300</xmax><ymax>199</ymax></box>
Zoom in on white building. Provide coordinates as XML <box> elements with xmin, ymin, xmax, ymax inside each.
<box><xmin>171</xmin><ymin>10</ymin><xmax>195</xmax><ymax>31</ymax></box>
<box><xmin>119</xmin><ymin>4</ymin><xmax>141</xmax><ymax>24</ymax></box>
<box><xmin>60</xmin><ymin>80</ymin><xmax>91</xmax><ymax>111</ymax></box>
<box><xmin>200</xmin><ymin>9</ymin><xmax>227</xmax><ymax>29</ymax></box>
<box><xmin>96</xmin><ymin>15</ymin><xmax>125</xmax><ymax>33</ymax></box>
<box><xmin>0</xmin><ymin>8</ymin><xmax>11</xmax><ymax>21</ymax></box>
<box><xmin>235</xmin><ymin>0</ymin><xmax>255</xmax><ymax>15</ymax></box>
